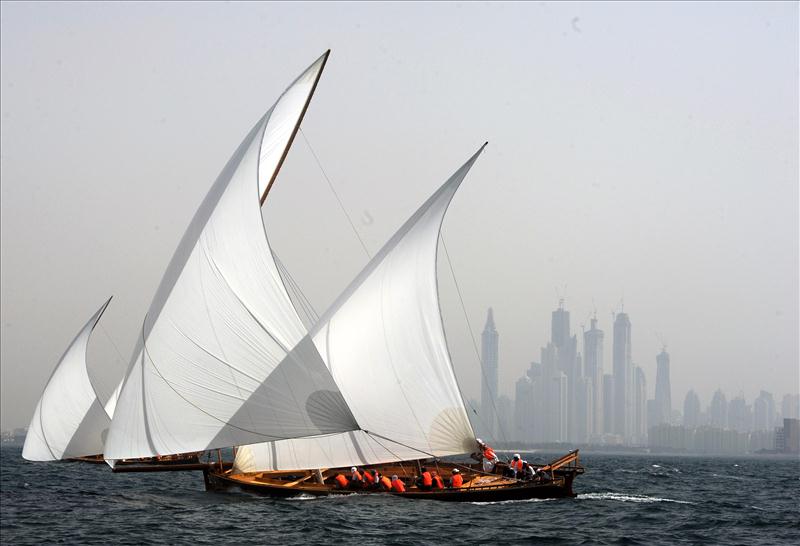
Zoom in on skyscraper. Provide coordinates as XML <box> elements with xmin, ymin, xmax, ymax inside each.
<box><xmin>753</xmin><ymin>391</ymin><xmax>776</xmax><ymax>431</ymax></box>
<box><xmin>603</xmin><ymin>374</ymin><xmax>615</xmax><ymax>436</ymax></box>
<box><xmin>782</xmin><ymin>394</ymin><xmax>800</xmax><ymax>419</ymax></box>
<box><xmin>612</xmin><ymin>312</ymin><xmax>633</xmax><ymax>442</ymax></box>
<box><xmin>480</xmin><ymin>308</ymin><xmax>499</xmax><ymax>439</ymax></box>
<box><xmin>683</xmin><ymin>390</ymin><xmax>701</xmax><ymax>428</ymax></box>
<box><xmin>551</xmin><ymin>300</ymin><xmax>570</xmax><ymax>350</ymax></box>
<box><xmin>633</xmin><ymin>366</ymin><xmax>647</xmax><ymax>444</ymax></box>
<box><xmin>583</xmin><ymin>317</ymin><xmax>604</xmax><ymax>437</ymax></box>
<box><xmin>709</xmin><ymin>389</ymin><xmax>728</xmax><ymax>429</ymax></box>
<box><xmin>728</xmin><ymin>395</ymin><xmax>752</xmax><ymax>433</ymax></box>
<box><xmin>654</xmin><ymin>349</ymin><xmax>671</xmax><ymax>426</ymax></box>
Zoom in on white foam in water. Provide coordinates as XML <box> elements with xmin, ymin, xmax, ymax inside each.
<box><xmin>287</xmin><ymin>493</ymin><xmax>318</xmax><ymax>501</ymax></box>
<box><xmin>470</xmin><ymin>498</ymin><xmax>557</xmax><ymax>506</ymax></box>
<box><xmin>578</xmin><ymin>492</ymin><xmax>695</xmax><ymax>505</ymax></box>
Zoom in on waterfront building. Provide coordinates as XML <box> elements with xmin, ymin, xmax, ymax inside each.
<box><xmin>633</xmin><ymin>366</ymin><xmax>647</xmax><ymax>445</ymax></box>
<box><xmin>709</xmin><ymin>389</ymin><xmax>728</xmax><ymax>429</ymax></box>
<box><xmin>654</xmin><ymin>349</ymin><xmax>671</xmax><ymax>425</ymax></box>
<box><xmin>583</xmin><ymin>317</ymin><xmax>604</xmax><ymax>436</ymax></box>
<box><xmin>753</xmin><ymin>390</ymin><xmax>776</xmax><ymax>431</ymax></box>
<box><xmin>728</xmin><ymin>395</ymin><xmax>752</xmax><ymax>433</ymax></box>
<box><xmin>683</xmin><ymin>390</ymin><xmax>701</xmax><ymax>429</ymax></box>
<box><xmin>612</xmin><ymin>312</ymin><xmax>633</xmax><ymax>442</ymax></box>
<box><xmin>480</xmin><ymin>308</ymin><xmax>499</xmax><ymax>439</ymax></box>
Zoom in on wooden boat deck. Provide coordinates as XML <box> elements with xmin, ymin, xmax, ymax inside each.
<box><xmin>205</xmin><ymin>451</ymin><xmax>583</xmax><ymax>502</ymax></box>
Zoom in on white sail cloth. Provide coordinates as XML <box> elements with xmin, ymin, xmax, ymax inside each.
<box><xmin>23</xmin><ymin>298</ymin><xmax>113</xmax><ymax>461</ymax></box>
<box><xmin>234</xmin><ymin>146</ymin><xmax>486</xmax><ymax>472</ymax></box>
<box><xmin>104</xmin><ymin>52</ymin><xmax>357</xmax><ymax>461</ymax></box>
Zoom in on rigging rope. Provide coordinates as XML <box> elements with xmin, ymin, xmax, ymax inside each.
<box><xmin>299</xmin><ymin>128</ymin><xmax>371</xmax><ymax>259</ymax></box>
<box><xmin>440</xmin><ymin>237</ymin><xmax>510</xmax><ymax>447</ymax></box>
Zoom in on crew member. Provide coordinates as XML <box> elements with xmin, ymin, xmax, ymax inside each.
<box><xmin>362</xmin><ymin>468</ymin><xmax>376</xmax><ymax>487</ymax></box>
<box><xmin>450</xmin><ymin>468</ymin><xmax>463</xmax><ymax>488</ymax></box>
<box><xmin>432</xmin><ymin>471</ymin><xmax>444</xmax><ymax>489</ymax></box>
<box><xmin>334</xmin><ymin>473</ymin><xmax>349</xmax><ymax>489</ymax></box>
<box><xmin>509</xmin><ymin>453</ymin><xmax>523</xmax><ymax>478</ymax></box>
<box><xmin>417</xmin><ymin>467</ymin><xmax>433</xmax><ymax>490</ymax></box>
<box><xmin>477</xmin><ymin>439</ymin><xmax>498</xmax><ymax>473</ymax></box>
<box><xmin>379</xmin><ymin>474</ymin><xmax>393</xmax><ymax>491</ymax></box>
<box><xmin>390</xmin><ymin>474</ymin><xmax>406</xmax><ymax>492</ymax></box>
<box><xmin>349</xmin><ymin>466</ymin><xmax>363</xmax><ymax>489</ymax></box>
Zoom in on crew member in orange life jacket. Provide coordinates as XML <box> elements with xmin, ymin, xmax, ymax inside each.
<box><xmin>417</xmin><ymin>467</ymin><xmax>433</xmax><ymax>490</ymax></box>
<box><xmin>477</xmin><ymin>438</ymin><xmax>499</xmax><ymax>472</ymax></box>
<box><xmin>390</xmin><ymin>474</ymin><xmax>406</xmax><ymax>492</ymax></box>
<box><xmin>362</xmin><ymin>468</ymin><xmax>377</xmax><ymax>488</ymax></box>
<box><xmin>509</xmin><ymin>453</ymin><xmax>523</xmax><ymax>478</ymax></box>
<box><xmin>450</xmin><ymin>468</ymin><xmax>463</xmax><ymax>488</ymax></box>
<box><xmin>431</xmin><ymin>471</ymin><xmax>444</xmax><ymax>489</ymax></box>
<box><xmin>379</xmin><ymin>474</ymin><xmax>393</xmax><ymax>491</ymax></box>
<box><xmin>349</xmin><ymin>466</ymin><xmax>363</xmax><ymax>489</ymax></box>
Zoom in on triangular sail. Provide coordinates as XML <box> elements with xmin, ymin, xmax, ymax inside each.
<box><xmin>104</xmin><ymin>53</ymin><xmax>358</xmax><ymax>461</ymax></box>
<box><xmin>235</xmin><ymin>145</ymin><xmax>486</xmax><ymax>472</ymax></box>
<box><xmin>23</xmin><ymin>298</ymin><xmax>113</xmax><ymax>461</ymax></box>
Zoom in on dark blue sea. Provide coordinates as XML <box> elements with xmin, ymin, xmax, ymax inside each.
<box><xmin>1</xmin><ymin>446</ymin><xmax>798</xmax><ymax>545</ymax></box>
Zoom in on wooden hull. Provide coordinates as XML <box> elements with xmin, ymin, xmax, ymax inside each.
<box><xmin>203</xmin><ymin>451</ymin><xmax>583</xmax><ymax>503</ymax></box>
<box><xmin>67</xmin><ymin>455</ymin><xmax>106</xmax><ymax>464</ymax></box>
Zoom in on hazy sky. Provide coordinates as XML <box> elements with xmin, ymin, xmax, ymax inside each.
<box><xmin>1</xmin><ymin>1</ymin><xmax>797</xmax><ymax>430</ymax></box>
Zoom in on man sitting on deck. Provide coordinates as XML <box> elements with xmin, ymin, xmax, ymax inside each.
<box><xmin>416</xmin><ymin>467</ymin><xmax>433</xmax><ymax>490</ymax></box>
<box><xmin>390</xmin><ymin>474</ymin><xmax>405</xmax><ymax>492</ymax></box>
<box><xmin>449</xmin><ymin>468</ymin><xmax>463</xmax><ymax>488</ymax></box>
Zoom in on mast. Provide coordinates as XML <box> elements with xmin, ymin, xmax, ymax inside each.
<box><xmin>261</xmin><ymin>49</ymin><xmax>330</xmax><ymax>206</ymax></box>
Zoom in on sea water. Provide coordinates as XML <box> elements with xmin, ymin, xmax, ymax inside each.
<box><xmin>1</xmin><ymin>446</ymin><xmax>798</xmax><ymax>545</ymax></box>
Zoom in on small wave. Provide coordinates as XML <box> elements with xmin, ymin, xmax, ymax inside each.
<box><xmin>618</xmin><ymin>469</ymin><xmax>639</xmax><ymax>473</ymax></box>
<box><xmin>287</xmin><ymin>493</ymin><xmax>318</xmax><ymax>501</ymax></box>
<box><xmin>712</xmin><ymin>473</ymin><xmax>744</xmax><ymax>481</ymax></box>
<box><xmin>651</xmin><ymin>464</ymin><xmax>661</xmax><ymax>468</ymax></box>
<box><xmin>578</xmin><ymin>492</ymin><xmax>694</xmax><ymax>504</ymax></box>
<box><xmin>469</xmin><ymin>497</ymin><xmax>556</xmax><ymax>506</ymax></box>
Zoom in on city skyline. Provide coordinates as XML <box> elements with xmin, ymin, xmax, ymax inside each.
<box><xmin>476</xmin><ymin>298</ymin><xmax>799</xmax><ymax>416</ymax></box>
<box><xmin>477</xmin><ymin>301</ymin><xmax>799</xmax><ymax>449</ymax></box>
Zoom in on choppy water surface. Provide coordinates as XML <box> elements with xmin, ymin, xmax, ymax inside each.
<box><xmin>1</xmin><ymin>446</ymin><xmax>798</xmax><ymax>545</ymax></box>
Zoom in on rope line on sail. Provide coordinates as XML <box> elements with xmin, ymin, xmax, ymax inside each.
<box><xmin>99</xmin><ymin>322</ymin><xmax>128</xmax><ymax>372</ymax></box>
<box><xmin>273</xmin><ymin>252</ymin><xmax>319</xmax><ymax>326</ymax></box>
<box><xmin>299</xmin><ymin>128</ymin><xmax>372</xmax><ymax>259</ymax></box>
<box><xmin>440</xmin><ymin>237</ymin><xmax>510</xmax><ymax>447</ymax></box>
<box><xmin>360</xmin><ymin>432</ymin><xmax>411</xmax><ymax>478</ymax></box>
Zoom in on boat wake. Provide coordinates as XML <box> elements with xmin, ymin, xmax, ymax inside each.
<box><xmin>578</xmin><ymin>492</ymin><xmax>694</xmax><ymax>504</ymax></box>
<box><xmin>469</xmin><ymin>498</ymin><xmax>557</xmax><ymax>506</ymax></box>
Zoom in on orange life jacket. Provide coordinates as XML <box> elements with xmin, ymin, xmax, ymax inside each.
<box><xmin>380</xmin><ymin>476</ymin><xmax>392</xmax><ymax>490</ymax></box>
<box><xmin>334</xmin><ymin>474</ymin><xmax>348</xmax><ymax>488</ymax></box>
<box><xmin>511</xmin><ymin>459</ymin><xmax>523</xmax><ymax>471</ymax></box>
<box><xmin>421</xmin><ymin>471</ymin><xmax>432</xmax><ymax>487</ymax></box>
<box><xmin>452</xmin><ymin>473</ymin><xmax>463</xmax><ymax>488</ymax></box>
<box><xmin>363</xmin><ymin>470</ymin><xmax>375</xmax><ymax>484</ymax></box>
<box><xmin>433</xmin><ymin>475</ymin><xmax>444</xmax><ymax>489</ymax></box>
<box><xmin>391</xmin><ymin>478</ymin><xmax>406</xmax><ymax>492</ymax></box>
<box><xmin>351</xmin><ymin>470</ymin><xmax>362</xmax><ymax>482</ymax></box>
<box><xmin>483</xmin><ymin>447</ymin><xmax>496</xmax><ymax>461</ymax></box>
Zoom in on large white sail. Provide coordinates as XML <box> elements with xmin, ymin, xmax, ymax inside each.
<box><xmin>104</xmin><ymin>52</ymin><xmax>358</xmax><ymax>461</ymax></box>
<box><xmin>235</xmin><ymin>145</ymin><xmax>485</xmax><ymax>472</ymax></box>
<box><xmin>23</xmin><ymin>298</ymin><xmax>113</xmax><ymax>461</ymax></box>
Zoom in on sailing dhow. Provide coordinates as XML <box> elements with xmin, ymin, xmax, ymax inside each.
<box><xmin>26</xmin><ymin>50</ymin><xmax>583</xmax><ymax>501</ymax></box>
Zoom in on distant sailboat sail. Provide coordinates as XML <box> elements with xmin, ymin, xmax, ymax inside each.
<box><xmin>104</xmin><ymin>52</ymin><xmax>358</xmax><ymax>461</ymax></box>
<box><xmin>234</xmin><ymin>145</ymin><xmax>486</xmax><ymax>472</ymax></box>
<box><xmin>22</xmin><ymin>297</ymin><xmax>113</xmax><ymax>461</ymax></box>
